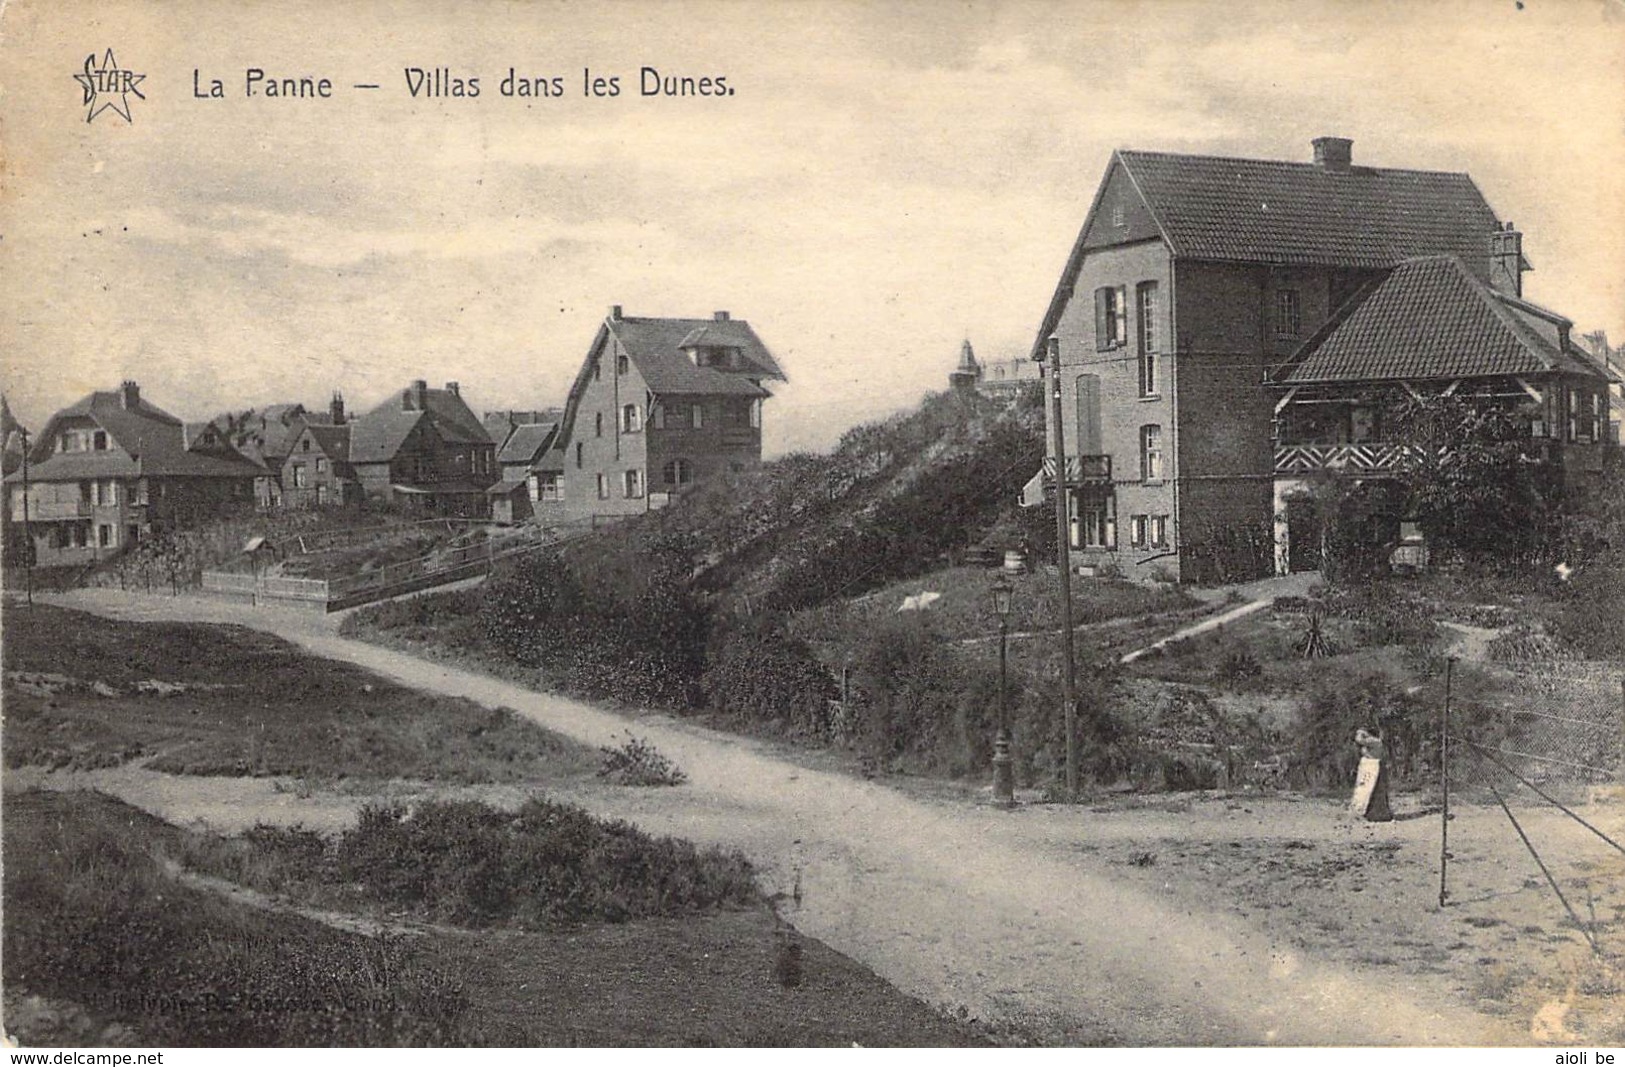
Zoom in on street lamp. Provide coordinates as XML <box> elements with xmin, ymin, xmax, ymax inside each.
<box><xmin>991</xmin><ymin>574</ymin><xmax>1015</xmax><ymax>806</ymax></box>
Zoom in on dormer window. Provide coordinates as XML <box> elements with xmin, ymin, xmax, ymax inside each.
<box><xmin>93</xmin><ymin>430</ymin><xmax>108</xmax><ymax>451</ymax></box>
<box><xmin>690</xmin><ymin>346</ymin><xmax>739</xmax><ymax>369</ymax></box>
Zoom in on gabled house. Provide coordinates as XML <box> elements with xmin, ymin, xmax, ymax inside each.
<box><xmin>542</xmin><ymin>307</ymin><xmax>786</xmax><ymax>520</ymax></box>
<box><xmin>2</xmin><ymin>380</ymin><xmax>260</xmax><ymax>567</ymax></box>
<box><xmin>348</xmin><ymin>380</ymin><xmax>497</xmax><ymax>517</ymax></box>
<box><xmin>1023</xmin><ymin>136</ymin><xmax>1608</xmax><ymax>582</ymax></box>
<box><xmin>280</xmin><ymin>422</ymin><xmax>356</xmax><ymax>509</ymax></box>
<box><xmin>486</xmin><ymin>420</ymin><xmax>558</xmax><ymax>523</ymax></box>
<box><xmin>0</xmin><ymin>395</ymin><xmax>26</xmax><ymax>478</ymax></box>
<box><xmin>213</xmin><ymin>394</ymin><xmax>347</xmax><ymax>508</ymax></box>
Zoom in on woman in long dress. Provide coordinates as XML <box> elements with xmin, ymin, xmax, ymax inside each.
<box><xmin>1351</xmin><ymin>727</ymin><xmax>1393</xmax><ymax>822</ymax></box>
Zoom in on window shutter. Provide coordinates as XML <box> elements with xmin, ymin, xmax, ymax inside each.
<box><xmin>1094</xmin><ymin>287</ymin><xmax>1110</xmax><ymax>351</ymax></box>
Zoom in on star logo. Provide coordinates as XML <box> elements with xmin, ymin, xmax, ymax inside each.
<box><xmin>74</xmin><ymin>49</ymin><xmax>145</xmax><ymax>124</ymax></box>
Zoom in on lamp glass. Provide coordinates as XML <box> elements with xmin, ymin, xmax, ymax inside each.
<box><xmin>992</xmin><ymin>581</ymin><xmax>1013</xmax><ymax>619</ymax></box>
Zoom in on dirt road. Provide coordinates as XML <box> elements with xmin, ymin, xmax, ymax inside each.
<box><xmin>35</xmin><ymin>588</ymin><xmax>1526</xmax><ymax>1046</ymax></box>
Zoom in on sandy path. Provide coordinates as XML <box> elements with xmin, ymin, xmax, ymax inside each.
<box><xmin>33</xmin><ymin>588</ymin><xmax>1523</xmax><ymax>1046</ymax></box>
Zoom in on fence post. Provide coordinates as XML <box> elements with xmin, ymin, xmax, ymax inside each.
<box><xmin>1439</xmin><ymin>657</ymin><xmax>1454</xmax><ymax>909</ymax></box>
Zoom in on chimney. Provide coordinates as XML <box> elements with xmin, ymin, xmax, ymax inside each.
<box><xmin>403</xmin><ymin>379</ymin><xmax>428</xmax><ymax>411</ymax></box>
<box><xmin>119</xmin><ymin>380</ymin><xmax>140</xmax><ymax>410</ymax></box>
<box><xmin>1312</xmin><ymin>136</ymin><xmax>1353</xmax><ymax>170</ymax></box>
<box><xmin>445</xmin><ymin>381</ymin><xmax>460</xmax><ymax>397</ymax></box>
<box><xmin>714</xmin><ymin>310</ymin><xmax>730</xmax><ymax>321</ymax></box>
<box><xmin>609</xmin><ymin>305</ymin><xmax>623</xmax><ymax>321</ymax></box>
<box><xmin>1490</xmin><ymin>221</ymin><xmax>1525</xmax><ymax>299</ymax></box>
<box><xmin>330</xmin><ymin>392</ymin><xmax>346</xmax><ymax>425</ymax></box>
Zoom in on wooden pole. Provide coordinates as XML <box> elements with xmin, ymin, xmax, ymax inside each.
<box><xmin>1439</xmin><ymin>656</ymin><xmax>1454</xmax><ymax>908</ymax></box>
<box><xmin>20</xmin><ymin>427</ymin><xmax>32</xmax><ymax>605</ymax></box>
<box><xmin>1046</xmin><ymin>338</ymin><xmax>1078</xmax><ymax>801</ymax></box>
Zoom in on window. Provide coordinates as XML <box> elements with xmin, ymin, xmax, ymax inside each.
<box><xmin>1568</xmin><ymin>389</ymin><xmax>1579</xmax><ymax>442</ymax></box>
<box><xmin>1137</xmin><ymin>282</ymin><xmax>1159</xmax><ymax>396</ymax></box>
<box><xmin>1596</xmin><ymin>392</ymin><xmax>1609</xmax><ymax>442</ymax></box>
<box><xmin>595</xmin><ymin>412</ymin><xmax>603</xmax><ymax>437</ymax></box>
<box><xmin>651</xmin><ymin>402</ymin><xmax>665</xmax><ymax>430</ymax></box>
<box><xmin>93</xmin><ymin>430</ymin><xmax>108</xmax><ymax>451</ymax></box>
<box><xmin>617</xmin><ymin>354</ymin><xmax>630</xmax><ymax>375</ymax></box>
<box><xmin>663</xmin><ymin>458</ymin><xmax>693</xmax><ymax>486</ymax></box>
<box><xmin>691</xmin><ymin>403</ymin><xmax>705</xmax><ymax>429</ymax></box>
<box><xmin>1275</xmin><ymin>289</ymin><xmax>1301</xmax><ymax>339</ymax></box>
<box><xmin>98</xmin><ymin>524</ymin><xmax>113</xmax><ymax>548</ymax></box>
<box><xmin>534</xmin><ymin>472</ymin><xmax>563</xmax><ymax>502</ymax></box>
<box><xmin>1149</xmin><ymin>515</ymin><xmax>1169</xmax><ymax>548</ymax></box>
<box><xmin>1140</xmin><ymin>425</ymin><xmax>1163</xmax><ymax>483</ymax></box>
<box><xmin>749</xmin><ymin>399</ymin><xmax>762</xmax><ymax>429</ymax></box>
<box><xmin>593</xmin><ymin>360</ymin><xmax>602</xmax><ymax>382</ymax></box>
<box><xmin>1094</xmin><ymin>286</ymin><xmax>1128</xmax><ymax>350</ymax></box>
<box><xmin>315</xmin><ymin>486</ymin><xmax>327</xmax><ymax>506</ymax></box>
<box><xmin>292</xmin><ymin>463</ymin><xmax>308</xmax><ymax>488</ymax></box>
<box><xmin>315</xmin><ymin>457</ymin><xmax>327</xmax><ymax>474</ymax></box>
<box><xmin>302</xmin><ymin>438</ymin><xmax>312</xmax><ymax>452</ymax></box>
<box><xmin>1070</xmin><ymin>492</ymin><xmax>1116</xmax><ymax>550</ymax></box>
<box><xmin>1111</xmin><ymin>204</ymin><xmax>1126</xmax><ymax>228</ymax></box>
<box><xmin>576</xmin><ymin>442</ymin><xmax>584</xmax><ymax>468</ymax></box>
<box><xmin>624</xmin><ymin>469</ymin><xmax>643</xmax><ymax>499</ymax></box>
<box><xmin>1129</xmin><ymin>515</ymin><xmax>1148</xmax><ymax>548</ymax></box>
<box><xmin>596</xmin><ymin>473</ymin><xmax>608</xmax><ymax>500</ymax></box>
<box><xmin>621</xmin><ymin>403</ymin><xmax>642</xmax><ymax>433</ymax></box>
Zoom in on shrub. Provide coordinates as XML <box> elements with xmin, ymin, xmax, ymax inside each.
<box><xmin>598</xmin><ymin>733</ymin><xmax>688</xmax><ymax>786</ymax></box>
<box><xmin>4</xmin><ymin>793</ymin><xmax>474</xmax><ymax>1046</ymax></box>
<box><xmin>1282</xmin><ymin>669</ymin><xmax>1509</xmax><ymax>792</ymax></box>
<box><xmin>327</xmin><ymin>798</ymin><xmax>755</xmax><ymax>926</ymax></box>
<box><xmin>701</xmin><ymin>620</ymin><xmax>836</xmax><ymax>739</ymax></box>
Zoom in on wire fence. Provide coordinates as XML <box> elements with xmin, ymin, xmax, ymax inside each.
<box><xmin>1441</xmin><ymin>659</ymin><xmax>1625</xmax><ymax>956</ymax></box>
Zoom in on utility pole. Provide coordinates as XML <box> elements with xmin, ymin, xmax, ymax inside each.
<box><xmin>1045</xmin><ymin>337</ymin><xmax>1078</xmax><ymax>800</ymax></box>
<box><xmin>19</xmin><ymin>426</ymin><xmax>32</xmax><ymax>605</ymax></box>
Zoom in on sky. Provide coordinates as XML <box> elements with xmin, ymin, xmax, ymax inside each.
<box><xmin>2</xmin><ymin>0</ymin><xmax>1622</xmax><ymax>456</ymax></box>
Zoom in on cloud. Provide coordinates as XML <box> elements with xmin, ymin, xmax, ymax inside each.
<box><xmin>1</xmin><ymin>0</ymin><xmax>1620</xmax><ymax>458</ymax></box>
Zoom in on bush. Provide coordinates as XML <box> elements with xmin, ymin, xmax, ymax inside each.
<box><xmin>598</xmin><ymin>733</ymin><xmax>688</xmax><ymax>786</ymax></box>
<box><xmin>701</xmin><ymin>620</ymin><xmax>836</xmax><ymax>739</ymax></box>
<box><xmin>4</xmin><ymin>793</ymin><xmax>474</xmax><ymax>1046</ymax></box>
<box><xmin>328</xmin><ymin>798</ymin><xmax>756</xmax><ymax>926</ymax></box>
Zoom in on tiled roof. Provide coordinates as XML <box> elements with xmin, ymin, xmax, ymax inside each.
<box><xmin>303</xmin><ymin>423</ymin><xmax>352</xmax><ymax>464</ymax></box>
<box><xmin>1031</xmin><ymin>145</ymin><xmax>1515</xmax><ymax>358</ymax></box>
<box><xmin>10</xmin><ymin>388</ymin><xmax>262</xmax><ymax>483</ymax></box>
<box><xmin>1276</xmin><ymin>256</ymin><xmax>1608</xmax><ymax>385</ymax></box>
<box><xmin>1117</xmin><ymin>150</ymin><xmax>1501</xmax><ymax>268</ymax></box>
<box><xmin>610</xmin><ymin>316</ymin><xmax>785</xmax><ymax>395</ymax></box>
<box><xmin>350</xmin><ymin>385</ymin><xmax>493</xmax><ymax>464</ymax></box>
<box><xmin>497</xmin><ymin>422</ymin><xmax>556</xmax><ymax>464</ymax></box>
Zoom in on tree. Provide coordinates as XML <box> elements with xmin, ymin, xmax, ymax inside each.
<box><xmin>1387</xmin><ymin>394</ymin><xmax>1560</xmax><ymax>568</ymax></box>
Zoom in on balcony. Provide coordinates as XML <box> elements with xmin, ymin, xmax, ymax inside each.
<box><xmin>1042</xmin><ymin>454</ymin><xmax>1112</xmax><ymax>485</ymax></box>
<box><xmin>22</xmin><ymin>499</ymin><xmax>92</xmax><ymax>519</ymax></box>
<box><xmin>1273</xmin><ymin>443</ymin><xmax>1414</xmax><ymax>475</ymax></box>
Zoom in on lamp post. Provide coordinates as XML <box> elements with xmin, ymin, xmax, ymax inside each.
<box><xmin>991</xmin><ymin>574</ymin><xmax>1015</xmax><ymax>806</ymax></box>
